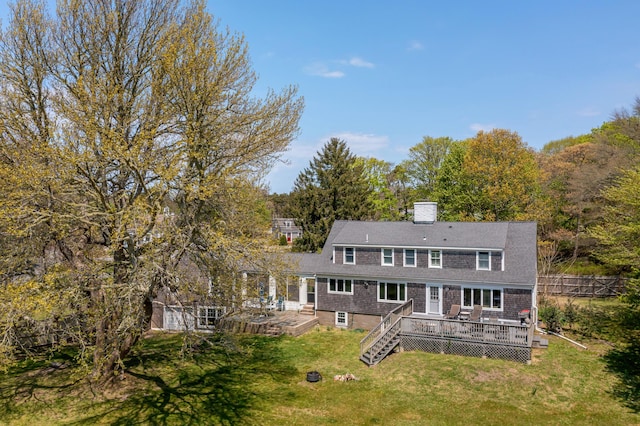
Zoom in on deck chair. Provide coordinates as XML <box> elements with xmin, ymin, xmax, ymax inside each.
<box><xmin>469</xmin><ymin>305</ymin><xmax>483</xmax><ymax>322</ymax></box>
<box><xmin>265</xmin><ymin>295</ymin><xmax>277</xmax><ymax>311</ymax></box>
<box><xmin>444</xmin><ymin>304</ymin><xmax>461</xmax><ymax>319</ymax></box>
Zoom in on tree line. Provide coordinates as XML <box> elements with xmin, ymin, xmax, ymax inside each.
<box><xmin>276</xmin><ymin>101</ymin><xmax>640</xmax><ymax>283</ymax></box>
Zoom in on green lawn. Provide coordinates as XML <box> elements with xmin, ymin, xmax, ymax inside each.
<box><xmin>0</xmin><ymin>327</ymin><xmax>638</xmax><ymax>425</ymax></box>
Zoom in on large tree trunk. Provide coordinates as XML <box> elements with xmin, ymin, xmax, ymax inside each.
<box><xmin>91</xmin><ymin>287</ymin><xmax>144</xmax><ymax>385</ymax></box>
<box><xmin>90</xmin><ymin>245</ymin><xmax>145</xmax><ymax>385</ymax></box>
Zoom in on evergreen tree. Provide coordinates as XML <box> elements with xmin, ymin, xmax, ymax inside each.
<box><xmin>291</xmin><ymin>138</ymin><xmax>372</xmax><ymax>252</ymax></box>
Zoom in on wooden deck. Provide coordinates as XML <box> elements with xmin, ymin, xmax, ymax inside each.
<box><xmin>216</xmin><ymin>310</ymin><xmax>319</xmax><ymax>337</ymax></box>
<box><xmin>360</xmin><ymin>300</ymin><xmax>535</xmax><ymax>365</ymax></box>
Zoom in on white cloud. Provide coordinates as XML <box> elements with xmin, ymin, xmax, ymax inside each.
<box><xmin>470</xmin><ymin>123</ymin><xmax>496</xmax><ymax>133</ymax></box>
<box><xmin>331</xmin><ymin>131</ymin><xmax>390</xmax><ymax>156</ymax></box>
<box><xmin>348</xmin><ymin>57</ymin><xmax>375</xmax><ymax>68</ymax></box>
<box><xmin>304</xmin><ymin>62</ymin><xmax>345</xmax><ymax>78</ymax></box>
<box><xmin>285</xmin><ymin>140</ymin><xmax>325</xmax><ymax>161</ymax></box>
<box><xmin>407</xmin><ymin>40</ymin><xmax>424</xmax><ymax>51</ymax></box>
<box><xmin>306</xmin><ymin>56</ymin><xmax>374</xmax><ymax>78</ymax></box>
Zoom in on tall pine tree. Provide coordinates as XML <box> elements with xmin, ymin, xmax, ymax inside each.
<box><xmin>291</xmin><ymin>138</ymin><xmax>372</xmax><ymax>252</ymax></box>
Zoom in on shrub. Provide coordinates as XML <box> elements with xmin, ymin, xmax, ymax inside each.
<box><xmin>539</xmin><ymin>302</ymin><xmax>564</xmax><ymax>332</ymax></box>
<box><xmin>563</xmin><ymin>299</ymin><xmax>579</xmax><ymax>329</ymax></box>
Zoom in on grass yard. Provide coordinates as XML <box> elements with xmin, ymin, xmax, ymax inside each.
<box><xmin>0</xmin><ymin>327</ymin><xmax>638</xmax><ymax>425</ymax></box>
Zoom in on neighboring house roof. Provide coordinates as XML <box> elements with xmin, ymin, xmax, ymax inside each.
<box><xmin>283</xmin><ymin>252</ymin><xmax>319</xmax><ymax>276</ymax></box>
<box><xmin>316</xmin><ymin>220</ymin><xmax>537</xmax><ymax>287</ymax></box>
<box><xmin>272</xmin><ymin>218</ymin><xmax>302</xmax><ymax>232</ymax></box>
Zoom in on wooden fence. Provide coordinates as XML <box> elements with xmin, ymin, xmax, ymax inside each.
<box><xmin>538</xmin><ymin>275</ymin><xmax>628</xmax><ymax>298</ymax></box>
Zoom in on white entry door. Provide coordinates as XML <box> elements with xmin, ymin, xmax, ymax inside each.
<box><xmin>426</xmin><ymin>285</ymin><xmax>442</xmax><ymax>315</ymax></box>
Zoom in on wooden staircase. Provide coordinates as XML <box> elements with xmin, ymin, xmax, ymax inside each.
<box><xmin>359</xmin><ymin>326</ymin><xmax>401</xmax><ymax>366</ymax></box>
<box><xmin>299</xmin><ymin>303</ymin><xmax>315</xmax><ymax>316</ymax></box>
<box><xmin>360</xmin><ymin>299</ymin><xmax>413</xmax><ymax>366</ymax></box>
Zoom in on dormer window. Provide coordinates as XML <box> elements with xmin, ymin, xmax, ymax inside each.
<box><xmin>344</xmin><ymin>247</ymin><xmax>355</xmax><ymax>264</ymax></box>
<box><xmin>382</xmin><ymin>248</ymin><xmax>394</xmax><ymax>266</ymax></box>
<box><xmin>477</xmin><ymin>251</ymin><xmax>491</xmax><ymax>270</ymax></box>
<box><xmin>429</xmin><ymin>250</ymin><xmax>442</xmax><ymax>268</ymax></box>
<box><xmin>403</xmin><ymin>249</ymin><xmax>416</xmax><ymax>267</ymax></box>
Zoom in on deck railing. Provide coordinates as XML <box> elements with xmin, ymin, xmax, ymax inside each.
<box><xmin>401</xmin><ymin>317</ymin><xmax>533</xmax><ymax>347</ymax></box>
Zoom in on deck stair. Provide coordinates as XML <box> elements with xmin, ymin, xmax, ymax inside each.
<box><xmin>360</xmin><ymin>299</ymin><xmax>413</xmax><ymax>366</ymax></box>
<box><xmin>532</xmin><ymin>335</ymin><xmax>548</xmax><ymax>349</ymax></box>
<box><xmin>360</xmin><ymin>326</ymin><xmax>401</xmax><ymax>366</ymax></box>
<box><xmin>299</xmin><ymin>304</ymin><xmax>315</xmax><ymax>316</ymax></box>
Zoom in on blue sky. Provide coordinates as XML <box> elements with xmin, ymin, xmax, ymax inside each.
<box><xmin>2</xmin><ymin>2</ymin><xmax>639</xmax><ymax>194</ymax></box>
<box><xmin>207</xmin><ymin>1</ymin><xmax>640</xmax><ymax>193</ymax></box>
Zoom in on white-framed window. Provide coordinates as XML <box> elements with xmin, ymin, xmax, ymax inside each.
<box><xmin>463</xmin><ymin>287</ymin><xmax>502</xmax><ymax>310</ymax></box>
<box><xmin>344</xmin><ymin>247</ymin><xmax>355</xmax><ymax>264</ymax></box>
<box><xmin>477</xmin><ymin>251</ymin><xmax>491</xmax><ymax>270</ymax></box>
<box><xmin>378</xmin><ymin>281</ymin><xmax>407</xmax><ymax>302</ymax></box>
<box><xmin>381</xmin><ymin>248</ymin><xmax>394</xmax><ymax>266</ymax></box>
<box><xmin>429</xmin><ymin>250</ymin><xmax>442</xmax><ymax>268</ymax></box>
<box><xmin>336</xmin><ymin>311</ymin><xmax>348</xmax><ymax>327</ymax></box>
<box><xmin>328</xmin><ymin>278</ymin><xmax>353</xmax><ymax>294</ymax></box>
<box><xmin>197</xmin><ymin>306</ymin><xmax>226</xmax><ymax>328</ymax></box>
<box><xmin>403</xmin><ymin>249</ymin><xmax>416</xmax><ymax>267</ymax></box>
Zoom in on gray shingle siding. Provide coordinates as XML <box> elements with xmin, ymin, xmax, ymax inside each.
<box><xmin>491</xmin><ymin>253</ymin><xmax>502</xmax><ymax>271</ymax></box>
<box><xmin>358</xmin><ymin>247</ymin><xmax>379</xmax><ymax>265</ymax></box>
<box><xmin>444</xmin><ymin>250</ymin><xmax>476</xmax><ymax>269</ymax></box>
<box><xmin>316</xmin><ymin>278</ymin><xmax>428</xmax><ymax>316</ymax></box>
<box><xmin>502</xmin><ymin>288</ymin><xmax>532</xmax><ymax>320</ymax></box>
<box><xmin>335</xmin><ymin>246</ymin><xmax>343</xmax><ymax>264</ymax></box>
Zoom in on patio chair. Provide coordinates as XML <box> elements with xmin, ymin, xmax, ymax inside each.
<box><xmin>469</xmin><ymin>305</ymin><xmax>482</xmax><ymax>322</ymax></box>
<box><xmin>265</xmin><ymin>296</ymin><xmax>277</xmax><ymax>311</ymax></box>
<box><xmin>444</xmin><ymin>304</ymin><xmax>461</xmax><ymax>319</ymax></box>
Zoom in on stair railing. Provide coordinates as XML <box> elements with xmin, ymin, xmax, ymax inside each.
<box><xmin>360</xmin><ymin>299</ymin><xmax>413</xmax><ymax>361</ymax></box>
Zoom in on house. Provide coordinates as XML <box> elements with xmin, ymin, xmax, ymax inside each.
<box><xmin>150</xmin><ymin>253</ymin><xmax>319</xmax><ymax>332</ymax></box>
<box><xmin>271</xmin><ymin>218</ymin><xmax>302</xmax><ymax>244</ymax></box>
<box><xmin>150</xmin><ymin>201</ymin><xmax>539</xmax><ymax>363</ymax></box>
<box><xmin>312</xmin><ymin>202</ymin><xmax>538</xmax><ymax>330</ymax></box>
<box><xmin>311</xmin><ymin>202</ymin><xmax>539</xmax><ymax>364</ymax></box>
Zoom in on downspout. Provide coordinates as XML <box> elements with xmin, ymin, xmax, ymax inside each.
<box><xmin>547</xmin><ymin>331</ymin><xmax>587</xmax><ymax>350</ymax></box>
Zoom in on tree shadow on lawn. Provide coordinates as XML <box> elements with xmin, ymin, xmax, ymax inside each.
<box><xmin>604</xmin><ymin>338</ymin><xmax>640</xmax><ymax>413</ymax></box>
<box><xmin>78</xmin><ymin>334</ymin><xmax>299</xmax><ymax>425</ymax></box>
<box><xmin>0</xmin><ymin>348</ymin><xmax>78</xmax><ymax>419</ymax></box>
